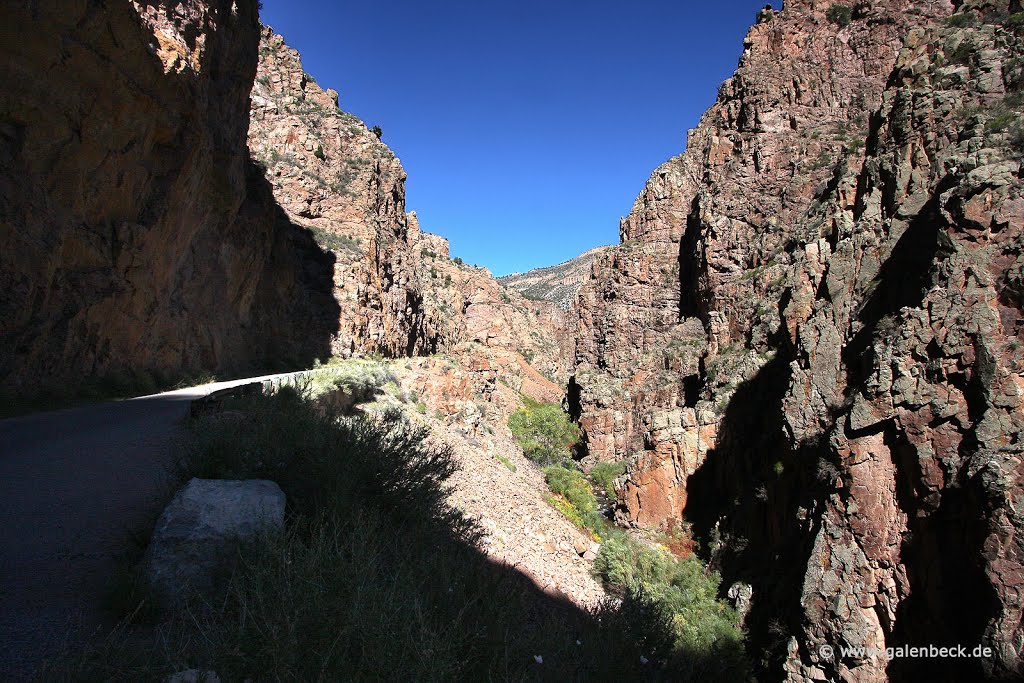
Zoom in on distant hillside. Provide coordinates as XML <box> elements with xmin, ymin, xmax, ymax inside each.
<box><xmin>498</xmin><ymin>246</ymin><xmax>611</xmax><ymax>311</ymax></box>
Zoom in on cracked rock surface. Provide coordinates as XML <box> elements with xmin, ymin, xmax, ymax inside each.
<box><xmin>572</xmin><ymin>1</ymin><xmax>1024</xmax><ymax>680</ymax></box>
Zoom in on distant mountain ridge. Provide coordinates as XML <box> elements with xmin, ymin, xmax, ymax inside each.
<box><xmin>498</xmin><ymin>246</ymin><xmax>611</xmax><ymax>311</ymax></box>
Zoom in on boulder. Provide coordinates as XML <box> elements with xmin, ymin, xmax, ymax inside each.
<box><xmin>166</xmin><ymin>671</ymin><xmax>221</xmax><ymax>683</ymax></box>
<box><xmin>145</xmin><ymin>478</ymin><xmax>285</xmax><ymax>607</ymax></box>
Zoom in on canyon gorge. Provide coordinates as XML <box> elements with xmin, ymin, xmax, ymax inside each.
<box><xmin>2</xmin><ymin>0</ymin><xmax>1024</xmax><ymax>680</ymax></box>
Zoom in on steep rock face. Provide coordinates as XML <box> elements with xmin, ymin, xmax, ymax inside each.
<box><xmin>249</xmin><ymin>28</ymin><xmax>435</xmax><ymax>358</ymax></box>
<box><xmin>0</xmin><ymin>0</ymin><xmax>337</xmax><ymax>391</ymax></box>
<box><xmin>249</xmin><ymin>29</ymin><xmax>572</xmax><ymax>383</ymax></box>
<box><xmin>575</xmin><ymin>0</ymin><xmax>1024</xmax><ymax>680</ymax></box>
<box><xmin>575</xmin><ymin>0</ymin><xmax>953</xmax><ymax>489</ymax></box>
<box><xmin>773</xmin><ymin>8</ymin><xmax>1024</xmax><ymax>680</ymax></box>
<box><xmin>498</xmin><ymin>245</ymin><xmax>612</xmax><ymax>310</ymax></box>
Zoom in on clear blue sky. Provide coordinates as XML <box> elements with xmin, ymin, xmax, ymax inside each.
<box><xmin>260</xmin><ymin>0</ymin><xmax>774</xmax><ymax>276</ymax></box>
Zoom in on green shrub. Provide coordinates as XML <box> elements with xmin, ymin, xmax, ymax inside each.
<box><xmin>590</xmin><ymin>460</ymin><xmax>626</xmax><ymax>497</ymax></box>
<box><xmin>594</xmin><ymin>536</ymin><xmax>748</xmax><ymax>678</ymax></box>
<box><xmin>302</xmin><ymin>359</ymin><xmax>393</xmax><ymax>402</ymax></box>
<box><xmin>544</xmin><ymin>465</ymin><xmax>603</xmax><ymax>533</ymax></box>
<box><xmin>826</xmin><ymin>4</ymin><xmax>852</xmax><ymax>27</ymax></box>
<box><xmin>546</xmin><ymin>493</ymin><xmax>587</xmax><ymax>529</ymax></box>
<box><xmin>508</xmin><ymin>397</ymin><xmax>581</xmax><ymax>466</ymax></box>
<box><xmin>594</xmin><ymin>535</ymin><xmax>676</xmax><ymax>588</ymax></box>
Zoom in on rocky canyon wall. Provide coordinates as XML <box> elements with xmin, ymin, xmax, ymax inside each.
<box><xmin>574</xmin><ymin>0</ymin><xmax>1024</xmax><ymax>680</ymax></box>
<box><xmin>248</xmin><ymin>28</ymin><xmax>572</xmax><ymax>393</ymax></box>
<box><xmin>0</xmin><ymin>3</ymin><xmax>569</xmax><ymax>401</ymax></box>
<box><xmin>0</xmin><ymin>0</ymin><xmax>339</xmax><ymax>393</ymax></box>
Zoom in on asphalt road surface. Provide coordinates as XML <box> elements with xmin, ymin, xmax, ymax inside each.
<box><xmin>0</xmin><ymin>373</ymin><xmax>299</xmax><ymax>679</ymax></box>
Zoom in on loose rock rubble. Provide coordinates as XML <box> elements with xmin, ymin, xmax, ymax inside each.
<box><xmin>387</xmin><ymin>359</ymin><xmax>606</xmax><ymax>609</ymax></box>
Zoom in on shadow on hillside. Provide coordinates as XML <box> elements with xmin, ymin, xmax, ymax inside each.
<box><xmin>0</xmin><ymin>392</ymin><xmax>198</xmax><ymax>680</ymax></box>
<box><xmin>841</xmin><ymin>175</ymin><xmax>954</xmax><ymax>391</ymax></box>
<box><xmin>49</xmin><ymin>388</ymin><xmax>715</xmax><ymax>682</ymax></box>
<box><xmin>0</xmin><ymin>0</ymin><xmax>343</xmax><ymax>413</ymax></box>
<box><xmin>237</xmin><ymin>156</ymin><xmax>340</xmax><ymax>374</ymax></box>
<box><xmin>0</xmin><ymin>159</ymin><xmax>341</xmax><ymax>420</ymax></box>
<box><xmin>883</xmin><ymin>423</ymin><xmax>999</xmax><ymax>683</ymax></box>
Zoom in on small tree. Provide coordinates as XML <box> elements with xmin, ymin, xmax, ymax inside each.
<box><xmin>508</xmin><ymin>397</ymin><xmax>581</xmax><ymax>466</ymax></box>
<box><xmin>371</xmin><ymin>125</ymin><xmax>383</xmax><ymax>139</ymax></box>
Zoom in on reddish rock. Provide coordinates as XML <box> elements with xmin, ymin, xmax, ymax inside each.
<box><xmin>248</xmin><ymin>28</ymin><xmax>574</xmax><ymax>387</ymax></box>
<box><xmin>573</xmin><ymin>1</ymin><xmax>1024</xmax><ymax>680</ymax></box>
<box><xmin>0</xmin><ymin>1</ymin><xmax>337</xmax><ymax>390</ymax></box>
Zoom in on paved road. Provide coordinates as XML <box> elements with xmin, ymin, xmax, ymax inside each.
<box><xmin>0</xmin><ymin>373</ymin><xmax>300</xmax><ymax>679</ymax></box>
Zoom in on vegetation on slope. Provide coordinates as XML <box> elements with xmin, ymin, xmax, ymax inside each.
<box><xmin>60</xmin><ymin>378</ymin><xmax>744</xmax><ymax>681</ymax></box>
<box><xmin>593</xmin><ymin>537</ymin><xmax>748</xmax><ymax>681</ymax></box>
<box><xmin>497</xmin><ymin>245</ymin><xmax>611</xmax><ymax>311</ymax></box>
<box><xmin>543</xmin><ymin>465</ymin><xmax>605</xmax><ymax>536</ymax></box>
<box><xmin>508</xmin><ymin>399</ymin><xmax>747</xmax><ymax>678</ymax></box>
<box><xmin>590</xmin><ymin>460</ymin><xmax>627</xmax><ymax>498</ymax></box>
<box><xmin>507</xmin><ymin>397</ymin><xmax>581</xmax><ymax>466</ymax></box>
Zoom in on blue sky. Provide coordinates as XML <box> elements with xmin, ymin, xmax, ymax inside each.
<box><xmin>260</xmin><ymin>0</ymin><xmax>774</xmax><ymax>276</ymax></box>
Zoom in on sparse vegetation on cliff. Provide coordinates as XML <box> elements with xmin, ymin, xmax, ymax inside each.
<box><xmin>309</xmin><ymin>226</ymin><xmax>362</xmax><ymax>254</ymax></box>
<box><xmin>826</xmin><ymin>4</ymin><xmax>852</xmax><ymax>27</ymax></box>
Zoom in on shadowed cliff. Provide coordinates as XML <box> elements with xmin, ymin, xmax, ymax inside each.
<box><xmin>0</xmin><ymin>0</ymin><xmax>339</xmax><ymax>400</ymax></box>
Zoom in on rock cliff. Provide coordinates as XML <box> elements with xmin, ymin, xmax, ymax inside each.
<box><xmin>248</xmin><ymin>28</ymin><xmax>572</xmax><ymax>387</ymax></box>
<box><xmin>0</xmin><ymin>6</ymin><xmax>570</xmax><ymax>401</ymax></box>
<box><xmin>573</xmin><ymin>0</ymin><xmax>1024</xmax><ymax>680</ymax></box>
<box><xmin>0</xmin><ymin>0</ymin><xmax>338</xmax><ymax>393</ymax></box>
